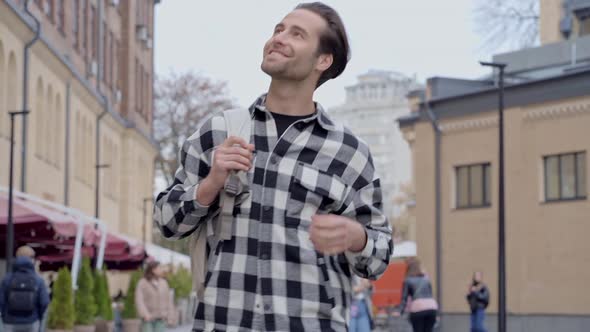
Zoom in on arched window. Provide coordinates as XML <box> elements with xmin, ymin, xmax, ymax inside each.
<box><xmin>0</xmin><ymin>40</ymin><xmax>5</xmax><ymax>138</ymax></box>
<box><xmin>55</xmin><ymin>94</ymin><xmax>62</xmax><ymax>168</ymax></box>
<box><xmin>35</xmin><ymin>77</ymin><xmax>44</xmax><ymax>157</ymax></box>
<box><xmin>45</xmin><ymin>84</ymin><xmax>54</xmax><ymax>162</ymax></box>
<box><xmin>7</xmin><ymin>53</ymin><xmax>18</xmax><ymax>140</ymax></box>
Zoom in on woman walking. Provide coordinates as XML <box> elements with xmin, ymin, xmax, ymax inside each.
<box><xmin>396</xmin><ymin>258</ymin><xmax>438</xmax><ymax>332</ymax></box>
<box><xmin>135</xmin><ymin>261</ymin><xmax>174</xmax><ymax>332</ymax></box>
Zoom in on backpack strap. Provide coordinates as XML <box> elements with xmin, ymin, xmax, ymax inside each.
<box><xmin>218</xmin><ymin>108</ymin><xmax>252</xmax><ymax>241</ymax></box>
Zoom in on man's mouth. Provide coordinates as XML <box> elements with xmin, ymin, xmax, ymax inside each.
<box><xmin>269</xmin><ymin>49</ymin><xmax>289</xmax><ymax>57</ymax></box>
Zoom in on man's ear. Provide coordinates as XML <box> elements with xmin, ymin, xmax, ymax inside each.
<box><xmin>316</xmin><ymin>53</ymin><xmax>333</xmax><ymax>72</ymax></box>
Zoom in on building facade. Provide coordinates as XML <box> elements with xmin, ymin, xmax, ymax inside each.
<box><xmin>329</xmin><ymin>70</ymin><xmax>419</xmax><ymax>219</ymax></box>
<box><xmin>0</xmin><ymin>0</ymin><xmax>158</xmax><ymax>243</ymax></box>
<box><xmin>398</xmin><ymin>1</ymin><xmax>590</xmax><ymax>331</ymax></box>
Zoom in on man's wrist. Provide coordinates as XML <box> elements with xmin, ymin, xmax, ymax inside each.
<box><xmin>196</xmin><ymin>176</ymin><xmax>224</xmax><ymax>206</ymax></box>
<box><xmin>348</xmin><ymin>220</ymin><xmax>367</xmax><ymax>253</ymax></box>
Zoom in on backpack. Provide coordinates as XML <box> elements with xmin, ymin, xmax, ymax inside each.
<box><xmin>5</xmin><ymin>272</ymin><xmax>38</xmax><ymax>316</ymax></box>
<box><xmin>190</xmin><ymin>108</ymin><xmax>252</xmax><ymax>300</ymax></box>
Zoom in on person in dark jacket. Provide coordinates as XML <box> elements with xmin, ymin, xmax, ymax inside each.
<box><xmin>0</xmin><ymin>246</ymin><xmax>50</xmax><ymax>332</ymax></box>
<box><xmin>395</xmin><ymin>258</ymin><xmax>438</xmax><ymax>332</ymax></box>
<box><xmin>466</xmin><ymin>271</ymin><xmax>489</xmax><ymax>332</ymax></box>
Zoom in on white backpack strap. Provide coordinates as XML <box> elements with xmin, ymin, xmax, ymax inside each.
<box><xmin>219</xmin><ymin>108</ymin><xmax>251</xmax><ymax>241</ymax></box>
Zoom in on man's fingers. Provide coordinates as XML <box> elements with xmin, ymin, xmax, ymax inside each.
<box><xmin>224</xmin><ymin>136</ymin><xmax>255</xmax><ymax>151</ymax></box>
<box><xmin>219</xmin><ymin>161</ymin><xmax>249</xmax><ymax>172</ymax></box>
<box><xmin>221</xmin><ymin>154</ymin><xmax>252</xmax><ymax>167</ymax></box>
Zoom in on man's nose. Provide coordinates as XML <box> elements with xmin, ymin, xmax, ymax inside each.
<box><xmin>271</xmin><ymin>31</ymin><xmax>287</xmax><ymax>46</ymax></box>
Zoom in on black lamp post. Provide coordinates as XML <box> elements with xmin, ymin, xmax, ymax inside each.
<box><xmin>6</xmin><ymin>110</ymin><xmax>29</xmax><ymax>273</ymax></box>
<box><xmin>480</xmin><ymin>61</ymin><xmax>507</xmax><ymax>332</ymax></box>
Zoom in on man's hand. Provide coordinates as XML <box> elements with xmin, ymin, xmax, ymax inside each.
<box><xmin>309</xmin><ymin>214</ymin><xmax>367</xmax><ymax>255</ymax></box>
<box><xmin>196</xmin><ymin>136</ymin><xmax>254</xmax><ymax>206</ymax></box>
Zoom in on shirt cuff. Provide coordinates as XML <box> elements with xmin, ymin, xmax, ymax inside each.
<box><xmin>183</xmin><ymin>184</ymin><xmax>214</xmax><ymax>217</ymax></box>
<box><xmin>345</xmin><ymin>234</ymin><xmax>374</xmax><ymax>264</ymax></box>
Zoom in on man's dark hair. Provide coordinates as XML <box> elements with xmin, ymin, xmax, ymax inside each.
<box><xmin>295</xmin><ymin>2</ymin><xmax>350</xmax><ymax>88</ymax></box>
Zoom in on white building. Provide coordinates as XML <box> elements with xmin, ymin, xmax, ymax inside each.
<box><xmin>329</xmin><ymin>70</ymin><xmax>420</xmax><ymax>218</ymax></box>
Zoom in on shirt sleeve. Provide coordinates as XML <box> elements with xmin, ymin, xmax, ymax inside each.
<box><xmin>153</xmin><ymin>116</ymin><xmax>221</xmax><ymax>239</ymax></box>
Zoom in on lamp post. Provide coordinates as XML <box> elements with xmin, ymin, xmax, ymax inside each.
<box><xmin>6</xmin><ymin>110</ymin><xmax>29</xmax><ymax>273</ymax></box>
<box><xmin>480</xmin><ymin>61</ymin><xmax>507</xmax><ymax>332</ymax></box>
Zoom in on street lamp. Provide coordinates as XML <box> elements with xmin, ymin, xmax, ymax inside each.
<box><xmin>480</xmin><ymin>61</ymin><xmax>507</xmax><ymax>332</ymax></box>
<box><xmin>6</xmin><ymin>110</ymin><xmax>29</xmax><ymax>273</ymax></box>
<box><xmin>142</xmin><ymin>197</ymin><xmax>153</xmax><ymax>246</ymax></box>
<box><xmin>94</xmin><ymin>163</ymin><xmax>110</xmax><ymax>218</ymax></box>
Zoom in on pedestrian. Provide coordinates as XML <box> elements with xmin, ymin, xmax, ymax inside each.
<box><xmin>134</xmin><ymin>261</ymin><xmax>174</xmax><ymax>332</ymax></box>
<box><xmin>153</xmin><ymin>2</ymin><xmax>393</xmax><ymax>331</ymax></box>
<box><xmin>0</xmin><ymin>246</ymin><xmax>50</xmax><ymax>332</ymax></box>
<box><xmin>349</xmin><ymin>276</ymin><xmax>374</xmax><ymax>332</ymax></box>
<box><xmin>395</xmin><ymin>258</ymin><xmax>438</xmax><ymax>332</ymax></box>
<box><xmin>466</xmin><ymin>271</ymin><xmax>489</xmax><ymax>332</ymax></box>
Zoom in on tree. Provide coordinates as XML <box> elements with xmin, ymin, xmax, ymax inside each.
<box><xmin>474</xmin><ymin>0</ymin><xmax>539</xmax><ymax>54</ymax></box>
<box><xmin>47</xmin><ymin>268</ymin><xmax>75</xmax><ymax>330</ymax></box>
<box><xmin>122</xmin><ymin>269</ymin><xmax>143</xmax><ymax>319</ymax></box>
<box><xmin>391</xmin><ymin>182</ymin><xmax>416</xmax><ymax>243</ymax></box>
<box><xmin>154</xmin><ymin>70</ymin><xmax>235</xmax><ymax>186</ymax></box>
<box><xmin>167</xmin><ymin>266</ymin><xmax>192</xmax><ymax>301</ymax></box>
<box><xmin>94</xmin><ymin>268</ymin><xmax>114</xmax><ymax>321</ymax></box>
<box><xmin>152</xmin><ymin>71</ymin><xmax>235</xmax><ymax>255</ymax></box>
<box><xmin>75</xmin><ymin>257</ymin><xmax>97</xmax><ymax>326</ymax></box>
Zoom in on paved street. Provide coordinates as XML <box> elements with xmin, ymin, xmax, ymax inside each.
<box><xmin>166</xmin><ymin>324</ymin><xmax>193</xmax><ymax>332</ymax></box>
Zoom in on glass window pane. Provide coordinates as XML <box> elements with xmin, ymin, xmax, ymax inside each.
<box><xmin>457</xmin><ymin>167</ymin><xmax>469</xmax><ymax>208</ymax></box>
<box><xmin>545</xmin><ymin>156</ymin><xmax>559</xmax><ymax>200</ymax></box>
<box><xmin>470</xmin><ymin>165</ymin><xmax>484</xmax><ymax>206</ymax></box>
<box><xmin>561</xmin><ymin>154</ymin><xmax>576</xmax><ymax>199</ymax></box>
<box><xmin>577</xmin><ymin>153</ymin><xmax>586</xmax><ymax>198</ymax></box>
<box><xmin>484</xmin><ymin>164</ymin><xmax>491</xmax><ymax>205</ymax></box>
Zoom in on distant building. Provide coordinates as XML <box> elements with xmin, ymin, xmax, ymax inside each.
<box><xmin>329</xmin><ymin>70</ymin><xmax>420</xmax><ymax>218</ymax></box>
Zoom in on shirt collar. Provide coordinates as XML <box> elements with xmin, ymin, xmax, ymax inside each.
<box><xmin>249</xmin><ymin>94</ymin><xmax>336</xmax><ymax>131</ymax></box>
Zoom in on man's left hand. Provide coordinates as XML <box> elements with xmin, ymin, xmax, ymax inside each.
<box><xmin>309</xmin><ymin>214</ymin><xmax>367</xmax><ymax>255</ymax></box>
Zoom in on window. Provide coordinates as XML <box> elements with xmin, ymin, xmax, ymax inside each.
<box><xmin>109</xmin><ymin>32</ymin><xmax>114</xmax><ymax>88</ymax></box>
<box><xmin>544</xmin><ymin>152</ymin><xmax>586</xmax><ymax>201</ymax></box>
<box><xmin>72</xmin><ymin>0</ymin><xmax>79</xmax><ymax>49</ymax></box>
<box><xmin>456</xmin><ymin>163</ymin><xmax>491</xmax><ymax>208</ymax></box>
<box><xmin>81</xmin><ymin>0</ymin><xmax>87</xmax><ymax>56</ymax></box>
<box><xmin>90</xmin><ymin>6</ymin><xmax>97</xmax><ymax>59</ymax></box>
<box><xmin>103</xmin><ymin>23</ymin><xmax>108</xmax><ymax>83</ymax></box>
<box><xmin>56</xmin><ymin>0</ymin><xmax>64</xmax><ymax>33</ymax></box>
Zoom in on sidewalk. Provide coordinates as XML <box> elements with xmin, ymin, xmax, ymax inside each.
<box><xmin>166</xmin><ymin>324</ymin><xmax>193</xmax><ymax>332</ymax></box>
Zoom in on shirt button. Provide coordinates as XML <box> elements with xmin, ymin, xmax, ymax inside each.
<box><xmin>263</xmin><ymin>206</ymin><xmax>271</xmax><ymax>212</ymax></box>
<box><xmin>260</xmin><ymin>253</ymin><xmax>270</xmax><ymax>260</ymax></box>
<box><xmin>264</xmin><ymin>304</ymin><xmax>271</xmax><ymax>311</ymax></box>
<box><xmin>270</xmin><ymin>155</ymin><xmax>278</xmax><ymax>164</ymax></box>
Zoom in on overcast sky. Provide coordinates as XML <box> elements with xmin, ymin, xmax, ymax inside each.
<box><xmin>154</xmin><ymin>0</ymin><xmax>490</xmax><ymax>109</ymax></box>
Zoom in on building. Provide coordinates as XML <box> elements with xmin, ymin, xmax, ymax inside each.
<box><xmin>398</xmin><ymin>1</ymin><xmax>590</xmax><ymax>331</ymax></box>
<box><xmin>0</xmin><ymin>0</ymin><xmax>158</xmax><ymax>247</ymax></box>
<box><xmin>329</xmin><ymin>70</ymin><xmax>420</xmax><ymax>219</ymax></box>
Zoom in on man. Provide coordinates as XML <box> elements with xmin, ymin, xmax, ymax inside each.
<box><xmin>0</xmin><ymin>246</ymin><xmax>50</xmax><ymax>332</ymax></box>
<box><xmin>467</xmin><ymin>271</ymin><xmax>489</xmax><ymax>332</ymax></box>
<box><xmin>154</xmin><ymin>3</ymin><xmax>393</xmax><ymax>331</ymax></box>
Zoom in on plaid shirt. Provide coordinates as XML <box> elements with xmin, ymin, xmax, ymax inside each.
<box><xmin>154</xmin><ymin>95</ymin><xmax>393</xmax><ymax>331</ymax></box>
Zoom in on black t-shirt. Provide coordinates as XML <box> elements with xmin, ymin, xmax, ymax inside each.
<box><xmin>271</xmin><ymin>112</ymin><xmax>313</xmax><ymax>137</ymax></box>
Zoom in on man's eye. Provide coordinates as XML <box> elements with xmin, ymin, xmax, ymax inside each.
<box><xmin>293</xmin><ymin>31</ymin><xmax>303</xmax><ymax>38</ymax></box>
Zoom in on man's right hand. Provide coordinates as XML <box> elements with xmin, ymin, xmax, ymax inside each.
<box><xmin>196</xmin><ymin>136</ymin><xmax>255</xmax><ymax>206</ymax></box>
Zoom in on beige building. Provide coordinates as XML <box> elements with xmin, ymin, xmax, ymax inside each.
<box><xmin>399</xmin><ymin>1</ymin><xmax>590</xmax><ymax>331</ymax></box>
<box><xmin>0</xmin><ymin>0</ymin><xmax>158</xmax><ymax>245</ymax></box>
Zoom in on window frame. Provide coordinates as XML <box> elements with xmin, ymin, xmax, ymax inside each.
<box><xmin>455</xmin><ymin>162</ymin><xmax>492</xmax><ymax>209</ymax></box>
<box><xmin>544</xmin><ymin>151</ymin><xmax>587</xmax><ymax>202</ymax></box>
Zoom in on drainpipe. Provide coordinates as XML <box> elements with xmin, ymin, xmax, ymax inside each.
<box><xmin>21</xmin><ymin>0</ymin><xmax>41</xmax><ymax>192</ymax></box>
<box><xmin>64</xmin><ymin>81</ymin><xmax>71</xmax><ymax>205</ymax></box>
<box><xmin>424</xmin><ymin>102</ymin><xmax>443</xmax><ymax>319</ymax></box>
<box><xmin>95</xmin><ymin>0</ymin><xmax>109</xmax><ymax>219</ymax></box>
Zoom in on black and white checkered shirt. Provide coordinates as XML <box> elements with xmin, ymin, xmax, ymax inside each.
<box><xmin>154</xmin><ymin>95</ymin><xmax>393</xmax><ymax>331</ymax></box>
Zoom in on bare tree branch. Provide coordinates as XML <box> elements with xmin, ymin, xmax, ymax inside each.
<box><xmin>474</xmin><ymin>0</ymin><xmax>540</xmax><ymax>55</ymax></box>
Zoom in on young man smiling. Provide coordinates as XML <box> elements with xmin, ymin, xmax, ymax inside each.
<box><xmin>155</xmin><ymin>3</ymin><xmax>393</xmax><ymax>331</ymax></box>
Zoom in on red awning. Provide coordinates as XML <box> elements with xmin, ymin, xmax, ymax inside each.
<box><xmin>0</xmin><ymin>193</ymin><xmax>146</xmax><ymax>270</ymax></box>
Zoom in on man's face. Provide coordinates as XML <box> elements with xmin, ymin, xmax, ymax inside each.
<box><xmin>261</xmin><ymin>9</ymin><xmax>330</xmax><ymax>83</ymax></box>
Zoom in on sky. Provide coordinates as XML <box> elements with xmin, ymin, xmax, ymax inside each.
<box><xmin>154</xmin><ymin>0</ymin><xmax>491</xmax><ymax>110</ymax></box>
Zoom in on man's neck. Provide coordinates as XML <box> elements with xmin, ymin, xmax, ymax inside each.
<box><xmin>265</xmin><ymin>79</ymin><xmax>316</xmax><ymax>116</ymax></box>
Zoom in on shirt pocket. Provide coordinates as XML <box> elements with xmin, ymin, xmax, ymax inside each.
<box><xmin>286</xmin><ymin>162</ymin><xmax>350</xmax><ymax>227</ymax></box>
